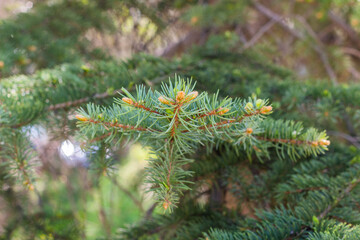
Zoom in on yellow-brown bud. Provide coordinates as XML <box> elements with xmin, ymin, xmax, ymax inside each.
<box><xmin>28</xmin><ymin>184</ymin><xmax>34</xmax><ymax>191</ymax></box>
<box><xmin>0</xmin><ymin>61</ymin><xmax>4</xmax><ymax>69</ymax></box>
<box><xmin>122</xmin><ymin>97</ymin><xmax>134</xmax><ymax>105</ymax></box>
<box><xmin>28</xmin><ymin>45</ymin><xmax>37</xmax><ymax>52</ymax></box>
<box><xmin>176</xmin><ymin>91</ymin><xmax>186</xmax><ymax>102</ymax></box>
<box><xmin>75</xmin><ymin>115</ymin><xmax>88</xmax><ymax>122</ymax></box>
<box><xmin>246</xmin><ymin>128</ymin><xmax>253</xmax><ymax>134</ymax></box>
<box><xmin>260</xmin><ymin>106</ymin><xmax>272</xmax><ymax>114</ymax></box>
<box><xmin>163</xmin><ymin>201</ymin><xmax>171</xmax><ymax>210</ymax></box>
<box><xmin>191</xmin><ymin>16</ymin><xmax>198</xmax><ymax>24</ymax></box>
<box><xmin>218</xmin><ymin>107</ymin><xmax>230</xmax><ymax>115</ymax></box>
<box><xmin>158</xmin><ymin>96</ymin><xmax>173</xmax><ymax>105</ymax></box>
<box><xmin>184</xmin><ymin>91</ymin><xmax>199</xmax><ymax>102</ymax></box>
<box><xmin>319</xmin><ymin>139</ymin><xmax>330</xmax><ymax>146</ymax></box>
<box><xmin>311</xmin><ymin>141</ymin><xmax>319</xmax><ymax>147</ymax></box>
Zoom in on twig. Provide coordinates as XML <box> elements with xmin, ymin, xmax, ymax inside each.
<box><xmin>327</xmin><ymin>131</ymin><xmax>360</xmax><ymax>148</ymax></box>
<box><xmin>83</xmin><ymin>118</ymin><xmax>160</xmax><ymax>132</ymax></box>
<box><xmin>47</xmin><ymin>89</ymin><xmax>123</xmax><ymax>111</ymax></box>
<box><xmin>182</xmin><ymin>110</ymin><xmax>261</xmax><ymax>133</ymax></box>
<box><xmin>242</xmin><ymin>19</ymin><xmax>276</xmax><ymax>49</ymax></box>
<box><xmin>342</xmin><ymin>47</ymin><xmax>360</xmax><ymax>59</ymax></box>
<box><xmin>252</xmin><ymin>2</ymin><xmax>338</xmax><ymax>85</ymax></box>
<box><xmin>3</xmin><ymin>88</ymin><xmax>125</xmax><ymax>129</ymax></box>
<box><xmin>110</xmin><ymin>176</ymin><xmax>144</xmax><ymax>212</ymax></box>
<box><xmin>145</xmin><ymin>202</ymin><xmax>158</xmax><ymax>219</ymax></box>
<box><xmin>296</xmin><ymin>16</ymin><xmax>337</xmax><ymax>84</ymax></box>
<box><xmin>328</xmin><ymin>11</ymin><xmax>360</xmax><ymax>48</ymax></box>
<box><xmin>318</xmin><ymin>178</ymin><xmax>360</xmax><ymax>219</ymax></box>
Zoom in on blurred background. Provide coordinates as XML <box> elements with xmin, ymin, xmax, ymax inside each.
<box><xmin>1</xmin><ymin>0</ymin><xmax>360</xmax><ymax>239</ymax></box>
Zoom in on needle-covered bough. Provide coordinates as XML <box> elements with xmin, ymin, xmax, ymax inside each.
<box><xmin>75</xmin><ymin>76</ymin><xmax>330</xmax><ymax>211</ymax></box>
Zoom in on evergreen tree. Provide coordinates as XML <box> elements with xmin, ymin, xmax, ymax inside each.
<box><xmin>1</xmin><ymin>0</ymin><xmax>360</xmax><ymax>239</ymax></box>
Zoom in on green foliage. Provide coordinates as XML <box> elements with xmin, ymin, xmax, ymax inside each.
<box><xmin>0</xmin><ymin>0</ymin><xmax>114</xmax><ymax>77</ymax></box>
<box><xmin>1</xmin><ymin>1</ymin><xmax>360</xmax><ymax>237</ymax></box>
<box><xmin>75</xmin><ymin>76</ymin><xmax>329</xmax><ymax>213</ymax></box>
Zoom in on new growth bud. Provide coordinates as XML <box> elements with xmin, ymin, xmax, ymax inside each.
<box><xmin>28</xmin><ymin>45</ymin><xmax>37</xmax><ymax>52</ymax></box>
<box><xmin>218</xmin><ymin>107</ymin><xmax>230</xmax><ymax>115</ymax></box>
<box><xmin>256</xmin><ymin>99</ymin><xmax>264</xmax><ymax>108</ymax></box>
<box><xmin>176</xmin><ymin>91</ymin><xmax>186</xmax><ymax>102</ymax></box>
<box><xmin>245</xmin><ymin>102</ymin><xmax>254</xmax><ymax>113</ymax></box>
<box><xmin>163</xmin><ymin>201</ymin><xmax>171</xmax><ymax>210</ymax></box>
<box><xmin>260</xmin><ymin>106</ymin><xmax>272</xmax><ymax>114</ymax></box>
<box><xmin>158</xmin><ymin>96</ymin><xmax>174</xmax><ymax>105</ymax></box>
<box><xmin>122</xmin><ymin>97</ymin><xmax>134</xmax><ymax>105</ymax></box>
<box><xmin>319</xmin><ymin>139</ymin><xmax>330</xmax><ymax>146</ymax></box>
<box><xmin>184</xmin><ymin>91</ymin><xmax>199</xmax><ymax>102</ymax></box>
<box><xmin>311</xmin><ymin>141</ymin><xmax>319</xmax><ymax>147</ymax></box>
<box><xmin>75</xmin><ymin>115</ymin><xmax>88</xmax><ymax>121</ymax></box>
<box><xmin>246</xmin><ymin>128</ymin><xmax>253</xmax><ymax>134</ymax></box>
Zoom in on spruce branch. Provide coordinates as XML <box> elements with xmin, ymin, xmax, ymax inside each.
<box><xmin>318</xmin><ymin>178</ymin><xmax>360</xmax><ymax>220</ymax></box>
<box><xmin>75</xmin><ymin>76</ymin><xmax>330</xmax><ymax>210</ymax></box>
<box><xmin>75</xmin><ymin>115</ymin><xmax>158</xmax><ymax>132</ymax></box>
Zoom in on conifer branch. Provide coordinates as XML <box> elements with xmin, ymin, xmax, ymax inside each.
<box><xmin>122</xmin><ymin>97</ymin><xmax>163</xmax><ymax>115</ymax></box>
<box><xmin>318</xmin><ymin>178</ymin><xmax>360</xmax><ymax>220</ymax></box>
<box><xmin>182</xmin><ymin>109</ymin><xmax>264</xmax><ymax>133</ymax></box>
<box><xmin>76</xmin><ymin>77</ymin><xmax>330</xmax><ymax>210</ymax></box>
<box><xmin>255</xmin><ymin>136</ymin><xmax>329</xmax><ymax>147</ymax></box>
<box><xmin>76</xmin><ymin>115</ymin><xmax>160</xmax><ymax>132</ymax></box>
<box><xmin>87</xmin><ymin>132</ymin><xmax>113</xmax><ymax>144</ymax></box>
<box><xmin>47</xmin><ymin>88</ymin><xmax>123</xmax><ymax>111</ymax></box>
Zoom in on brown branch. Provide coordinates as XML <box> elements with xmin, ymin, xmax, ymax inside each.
<box><xmin>48</xmin><ymin>88</ymin><xmax>123</xmax><ymax>111</ymax></box>
<box><xmin>328</xmin><ymin>11</ymin><xmax>360</xmax><ymax>48</ymax></box>
<box><xmin>318</xmin><ymin>178</ymin><xmax>360</xmax><ymax>219</ymax></box>
<box><xmin>88</xmin><ymin>132</ymin><xmax>112</xmax><ymax>144</ymax></box>
<box><xmin>252</xmin><ymin>2</ymin><xmax>302</xmax><ymax>38</ymax></box>
<box><xmin>193</xmin><ymin>108</ymin><xmax>222</xmax><ymax>120</ymax></box>
<box><xmin>133</xmin><ymin>102</ymin><xmax>162</xmax><ymax>115</ymax></box>
<box><xmin>252</xmin><ymin>2</ymin><xmax>338</xmax><ymax>85</ymax></box>
<box><xmin>160</xmin><ymin>28</ymin><xmax>211</xmax><ymax>58</ymax></box>
<box><xmin>3</xmin><ymin>89</ymin><xmax>124</xmax><ymax>129</ymax></box>
<box><xmin>170</xmin><ymin>105</ymin><xmax>181</xmax><ymax>137</ymax></box>
<box><xmin>84</xmin><ymin>118</ymin><xmax>160</xmax><ymax>132</ymax></box>
<box><xmin>255</xmin><ymin>136</ymin><xmax>311</xmax><ymax>146</ymax></box>
<box><xmin>110</xmin><ymin>176</ymin><xmax>144</xmax><ymax>212</ymax></box>
<box><xmin>242</xmin><ymin>19</ymin><xmax>276</xmax><ymax>49</ymax></box>
<box><xmin>182</xmin><ymin>110</ymin><xmax>261</xmax><ymax>133</ymax></box>
<box><xmin>327</xmin><ymin>131</ymin><xmax>360</xmax><ymax>148</ymax></box>
<box><xmin>284</xmin><ymin>186</ymin><xmax>328</xmax><ymax>195</ymax></box>
<box><xmin>342</xmin><ymin>47</ymin><xmax>360</xmax><ymax>59</ymax></box>
<box><xmin>296</xmin><ymin>16</ymin><xmax>337</xmax><ymax>85</ymax></box>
